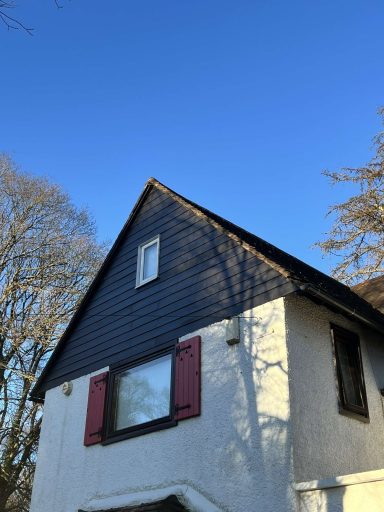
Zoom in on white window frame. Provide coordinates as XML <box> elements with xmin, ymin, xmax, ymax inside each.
<box><xmin>136</xmin><ymin>235</ymin><xmax>160</xmax><ymax>288</ymax></box>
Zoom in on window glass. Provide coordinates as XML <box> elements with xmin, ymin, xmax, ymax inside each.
<box><xmin>331</xmin><ymin>324</ymin><xmax>368</xmax><ymax>419</ymax></box>
<box><xmin>114</xmin><ymin>354</ymin><xmax>172</xmax><ymax>431</ymax></box>
<box><xmin>336</xmin><ymin>340</ymin><xmax>364</xmax><ymax>408</ymax></box>
<box><xmin>142</xmin><ymin>242</ymin><xmax>158</xmax><ymax>280</ymax></box>
<box><xmin>136</xmin><ymin>236</ymin><xmax>160</xmax><ymax>287</ymax></box>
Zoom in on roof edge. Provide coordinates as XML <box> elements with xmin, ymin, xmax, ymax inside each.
<box><xmin>300</xmin><ymin>284</ymin><xmax>384</xmax><ymax>335</ymax></box>
<box><xmin>149</xmin><ymin>180</ymin><xmax>384</xmax><ymax>332</ymax></box>
<box><xmin>30</xmin><ymin>180</ymin><xmax>155</xmax><ymax>401</ymax></box>
<box><xmin>149</xmin><ymin>179</ymin><xmax>292</xmax><ymax>279</ymax></box>
<box><xmin>31</xmin><ymin>177</ymin><xmax>384</xmax><ymax>399</ymax></box>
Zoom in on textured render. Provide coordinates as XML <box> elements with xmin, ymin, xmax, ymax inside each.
<box><xmin>297</xmin><ymin>475</ymin><xmax>384</xmax><ymax>512</ymax></box>
<box><xmin>285</xmin><ymin>294</ymin><xmax>384</xmax><ymax>482</ymax></box>
<box><xmin>30</xmin><ymin>298</ymin><xmax>297</xmax><ymax>512</ymax></box>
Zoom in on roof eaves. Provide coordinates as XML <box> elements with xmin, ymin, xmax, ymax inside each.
<box><xmin>149</xmin><ymin>178</ymin><xmax>384</xmax><ymax>334</ymax></box>
<box><xmin>299</xmin><ymin>284</ymin><xmax>384</xmax><ymax>335</ymax></box>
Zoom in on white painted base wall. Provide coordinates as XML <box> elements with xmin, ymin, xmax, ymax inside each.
<box><xmin>30</xmin><ymin>298</ymin><xmax>296</xmax><ymax>512</ymax></box>
<box><xmin>285</xmin><ymin>294</ymin><xmax>384</xmax><ymax>511</ymax></box>
<box><xmin>296</xmin><ymin>469</ymin><xmax>384</xmax><ymax>512</ymax></box>
<box><xmin>285</xmin><ymin>294</ymin><xmax>384</xmax><ymax>482</ymax></box>
<box><xmin>30</xmin><ymin>294</ymin><xmax>384</xmax><ymax>512</ymax></box>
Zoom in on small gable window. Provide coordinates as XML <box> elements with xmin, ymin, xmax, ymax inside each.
<box><xmin>331</xmin><ymin>324</ymin><xmax>369</xmax><ymax>421</ymax></box>
<box><xmin>136</xmin><ymin>235</ymin><xmax>160</xmax><ymax>287</ymax></box>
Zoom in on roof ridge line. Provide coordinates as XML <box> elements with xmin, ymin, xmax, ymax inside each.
<box><xmin>150</xmin><ymin>179</ymin><xmax>292</xmax><ymax>279</ymax></box>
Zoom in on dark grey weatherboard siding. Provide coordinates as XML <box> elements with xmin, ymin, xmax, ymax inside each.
<box><xmin>37</xmin><ymin>186</ymin><xmax>297</xmax><ymax>393</ymax></box>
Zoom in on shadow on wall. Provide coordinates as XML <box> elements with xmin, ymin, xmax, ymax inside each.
<box><xmin>298</xmin><ymin>491</ymin><xmax>329</xmax><ymax>512</ymax></box>
<box><xmin>299</xmin><ymin>479</ymin><xmax>384</xmax><ymax>512</ymax></box>
<box><xmin>203</xmin><ymin>299</ymin><xmax>295</xmax><ymax>511</ymax></box>
<box><xmin>298</xmin><ymin>485</ymin><xmax>351</xmax><ymax>512</ymax></box>
<box><xmin>40</xmin><ymin>200</ymin><xmax>302</xmax><ymax>510</ymax></box>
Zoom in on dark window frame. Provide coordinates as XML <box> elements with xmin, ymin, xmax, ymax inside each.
<box><xmin>330</xmin><ymin>324</ymin><xmax>369</xmax><ymax>422</ymax></box>
<box><xmin>103</xmin><ymin>345</ymin><xmax>177</xmax><ymax>445</ymax></box>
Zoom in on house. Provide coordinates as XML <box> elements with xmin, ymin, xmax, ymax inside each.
<box><xmin>29</xmin><ymin>178</ymin><xmax>384</xmax><ymax>512</ymax></box>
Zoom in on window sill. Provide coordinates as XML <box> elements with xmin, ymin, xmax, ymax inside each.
<box><xmin>338</xmin><ymin>407</ymin><xmax>370</xmax><ymax>424</ymax></box>
<box><xmin>135</xmin><ymin>274</ymin><xmax>159</xmax><ymax>289</ymax></box>
<box><xmin>102</xmin><ymin>419</ymin><xmax>177</xmax><ymax>446</ymax></box>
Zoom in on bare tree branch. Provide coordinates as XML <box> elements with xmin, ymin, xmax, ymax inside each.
<box><xmin>0</xmin><ymin>2</ymin><xmax>33</xmax><ymax>35</ymax></box>
<box><xmin>0</xmin><ymin>155</ymin><xmax>106</xmax><ymax>511</ymax></box>
<box><xmin>0</xmin><ymin>0</ymin><xmax>69</xmax><ymax>35</ymax></box>
<box><xmin>316</xmin><ymin>108</ymin><xmax>384</xmax><ymax>285</ymax></box>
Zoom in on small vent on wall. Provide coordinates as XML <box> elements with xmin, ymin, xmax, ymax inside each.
<box><xmin>225</xmin><ymin>316</ymin><xmax>240</xmax><ymax>345</ymax></box>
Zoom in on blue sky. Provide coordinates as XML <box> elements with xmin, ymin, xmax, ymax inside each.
<box><xmin>2</xmin><ymin>0</ymin><xmax>384</xmax><ymax>275</ymax></box>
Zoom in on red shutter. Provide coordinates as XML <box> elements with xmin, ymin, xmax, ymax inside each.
<box><xmin>175</xmin><ymin>336</ymin><xmax>201</xmax><ymax>421</ymax></box>
<box><xmin>83</xmin><ymin>371</ymin><xmax>109</xmax><ymax>446</ymax></box>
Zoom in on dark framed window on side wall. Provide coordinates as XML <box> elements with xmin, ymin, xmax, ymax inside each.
<box><xmin>330</xmin><ymin>324</ymin><xmax>369</xmax><ymax>422</ymax></box>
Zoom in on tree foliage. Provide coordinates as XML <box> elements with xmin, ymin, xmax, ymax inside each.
<box><xmin>317</xmin><ymin>108</ymin><xmax>384</xmax><ymax>285</ymax></box>
<box><xmin>0</xmin><ymin>156</ymin><xmax>105</xmax><ymax>510</ymax></box>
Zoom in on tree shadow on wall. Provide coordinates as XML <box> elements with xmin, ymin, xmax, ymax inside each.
<box><xmin>203</xmin><ymin>300</ymin><xmax>296</xmax><ymax>511</ymax></box>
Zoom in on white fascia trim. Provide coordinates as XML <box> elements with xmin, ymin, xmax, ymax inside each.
<box><xmin>294</xmin><ymin>468</ymin><xmax>384</xmax><ymax>492</ymax></box>
<box><xmin>82</xmin><ymin>483</ymin><xmax>224</xmax><ymax>512</ymax></box>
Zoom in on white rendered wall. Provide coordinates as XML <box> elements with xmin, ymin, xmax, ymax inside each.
<box><xmin>298</xmin><ymin>482</ymin><xmax>384</xmax><ymax>512</ymax></box>
<box><xmin>285</xmin><ymin>294</ymin><xmax>384</xmax><ymax>483</ymax></box>
<box><xmin>30</xmin><ymin>298</ymin><xmax>297</xmax><ymax>512</ymax></box>
<box><xmin>295</xmin><ymin>468</ymin><xmax>384</xmax><ymax>512</ymax></box>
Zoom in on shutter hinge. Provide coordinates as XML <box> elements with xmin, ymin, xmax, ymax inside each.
<box><xmin>94</xmin><ymin>375</ymin><xmax>108</xmax><ymax>385</ymax></box>
<box><xmin>176</xmin><ymin>344</ymin><xmax>191</xmax><ymax>355</ymax></box>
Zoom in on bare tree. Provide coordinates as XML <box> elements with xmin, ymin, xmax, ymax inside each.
<box><xmin>0</xmin><ymin>0</ymin><xmax>66</xmax><ymax>35</ymax></box>
<box><xmin>317</xmin><ymin>108</ymin><xmax>384</xmax><ymax>285</ymax></box>
<box><xmin>0</xmin><ymin>155</ymin><xmax>105</xmax><ymax>511</ymax></box>
<box><xmin>0</xmin><ymin>1</ymin><xmax>33</xmax><ymax>34</ymax></box>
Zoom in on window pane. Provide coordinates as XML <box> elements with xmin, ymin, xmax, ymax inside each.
<box><xmin>114</xmin><ymin>354</ymin><xmax>172</xmax><ymax>431</ymax></box>
<box><xmin>337</xmin><ymin>340</ymin><xmax>364</xmax><ymax>408</ymax></box>
<box><xmin>142</xmin><ymin>242</ymin><xmax>158</xmax><ymax>280</ymax></box>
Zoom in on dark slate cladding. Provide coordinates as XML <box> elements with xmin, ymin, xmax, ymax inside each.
<box><xmin>178</xmin><ymin>190</ymin><xmax>384</xmax><ymax>329</ymax></box>
<box><xmin>35</xmin><ymin>186</ymin><xmax>296</xmax><ymax>395</ymax></box>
